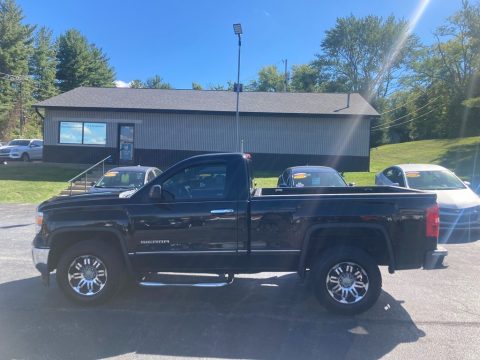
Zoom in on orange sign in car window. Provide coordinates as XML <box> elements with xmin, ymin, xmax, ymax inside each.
<box><xmin>293</xmin><ymin>173</ymin><xmax>308</xmax><ymax>179</ymax></box>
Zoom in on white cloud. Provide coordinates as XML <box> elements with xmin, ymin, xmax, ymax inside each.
<box><xmin>114</xmin><ymin>80</ymin><xmax>131</xmax><ymax>88</ymax></box>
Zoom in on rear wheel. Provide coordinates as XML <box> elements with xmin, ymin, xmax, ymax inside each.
<box><xmin>21</xmin><ymin>153</ymin><xmax>30</xmax><ymax>162</ymax></box>
<box><xmin>312</xmin><ymin>246</ymin><xmax>382</xmax><ymax>315</ymax></box>
<box><xmin>56</xmin><ymin>240</ymin><xmax>125</xmax><ymax>305</ymax></box>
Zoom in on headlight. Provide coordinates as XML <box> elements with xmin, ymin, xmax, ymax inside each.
<box><xmin>35</xmin><ymin>211</ymin><xmax>43</xmax><ymax>234</ymax></box>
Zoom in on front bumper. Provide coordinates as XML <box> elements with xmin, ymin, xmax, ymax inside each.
<box><xmin>423</xmin><ymin>246</ymin><xmax>448</xmax><ymax>269</ymax></box>
<box><xmin>0</xmin><ymin>153</ymin><xmax>20</xmax><ymax>160</ymax></box>
<box><xmin>32</xmin><ymin>246</ymin><xmax>50</xmax><ymax>285</ymax></box>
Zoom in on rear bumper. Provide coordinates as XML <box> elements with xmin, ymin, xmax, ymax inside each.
<box><xmin>423</xmin><ymin>246</ymin><xmax>448</xmax><ymax>269</ymax></box>
<box><xmin>32</xmin><ymin>246</ymin><xmax>50</xmax><ymax>285</ymax></box>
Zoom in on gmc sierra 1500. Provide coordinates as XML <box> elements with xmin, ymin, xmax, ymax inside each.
<box><xmin>32</xmin><ymin>153</ymin><xmax>447</xmax><ymax>314</ymax></box>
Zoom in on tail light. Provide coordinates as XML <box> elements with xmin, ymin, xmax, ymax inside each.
<box><xmin>426</xmin><ymin>204</ymin><xmax>440</xmax><ymax>238</ymax></box>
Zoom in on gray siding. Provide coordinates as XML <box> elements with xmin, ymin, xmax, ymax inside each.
<box><xmin>44</xmin><ymin>109</ymin><xmax>371</xmax><ymax>156</ymax></box>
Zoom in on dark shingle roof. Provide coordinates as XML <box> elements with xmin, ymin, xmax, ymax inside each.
<box><xmin>34</xmin><ymin>87</ymin><xmax>379</xmax><ymax>116</ymax></box>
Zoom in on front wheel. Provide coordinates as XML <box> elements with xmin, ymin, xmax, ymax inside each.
<box><xmin>56</xmin><ymin>240</ymin><xmax>125</xmax><ymax>305</ymax></box>
<box><xmin>311</xmin><ymin>246</ymin><xmax>382</xmax><ymax>315</ymax></box>
<box><xmin>21</xmin><ymin>153</ymin><xmax>30</xmax><ymax>162</ymax></box>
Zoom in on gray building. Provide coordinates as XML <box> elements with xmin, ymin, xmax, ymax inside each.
<box><xmin>34</xmin><ymin>87</ymin><xmax>379</xmax><ymax>171</ymax></box>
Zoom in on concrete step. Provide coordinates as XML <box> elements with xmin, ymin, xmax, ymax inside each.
<box><xmin>69</xmin><ymin>185</ymin><xmax>93</xmax><ymax>191</ymax></box>
<box><xmin>73</xmin><ymin>180</ymin><xmax>100</xmax><ymax>186</ymax></box>
<box><xmin>60</xmin><ymin>189</ymin><xmax>88</xmax><ymax>196</ymax></box>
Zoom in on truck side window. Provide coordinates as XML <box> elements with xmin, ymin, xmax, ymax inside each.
<box><xmin>162</xmin><ymin>163</ymin><xmax>227</xmax><ymax>200</ymax></box>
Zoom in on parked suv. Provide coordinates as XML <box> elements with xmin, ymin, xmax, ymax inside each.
<box><xmin>0</xmin><ymin>139</ymin><xmax>43</xmax><ymax>161</ymax></box>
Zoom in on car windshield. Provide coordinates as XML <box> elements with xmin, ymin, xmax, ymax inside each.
<box><xmin>8</xmin><ymin>140</ymin><xmax>30</xmax><ymax>146</ymax></box>
<box><xmin>291</xmin><ymin>171</ymin><xmax>347</xmax><ymax>187</ymax></box>
<box><xmin>96</xmin><ymin>170</ymin><xmax>145</xmax><ymax>189</ymax></box>
<box><xmin>405</xmin><ymin>170</ymin><xmax>466</xmax><ymax>190</ymax></box>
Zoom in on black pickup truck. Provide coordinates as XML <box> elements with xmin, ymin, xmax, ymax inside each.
<box><xmin>32</xmin><ymin>153</ymin><xmax>447</xmax><ymax>314</ymax></box>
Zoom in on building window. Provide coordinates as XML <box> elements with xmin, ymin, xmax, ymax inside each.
<box><xmin>59</xmin><ymin>122</ymin><xmax>106</xmax><ymax>145</ymax></box>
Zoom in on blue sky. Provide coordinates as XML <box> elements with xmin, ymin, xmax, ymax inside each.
<box><xmin>18</xmin><ymin>0</ymin><xmax>462</xmax><ymax>89</ymax></box>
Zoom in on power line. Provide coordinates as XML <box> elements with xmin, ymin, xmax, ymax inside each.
<box><xmin>372</xmin><ymin>108</ymin><xmax>437</xmax><ymax>132</ymax></box>
<box><xmin>372</xmin><ymin>96</ymin><xmax>441</xmax><ymax>129</ymax></box>
<box><xmin>378</xmin><ymin>92</ymin><xmax>438</xmax><ymax>116</ymax></box>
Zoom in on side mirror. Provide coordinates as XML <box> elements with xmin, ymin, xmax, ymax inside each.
<box><xmin>149</xmin><ymin>184</ymin><xmax>162</xmax><ymax>200</ymax></box>
<box><xmin>392</xmin><ymin>182</ymin><xmax>400</xmax><ymax>187</ymax></box>
<box><xmin>348</xmin><ymin>182</ymin><xmax>355</xmax><ymax>187</ymax></box>
<box><xmin>278</xmin><ymin>181</ymin><xmax>287</xmax><ymax>187</ymax></box>
<box><xmin>464</xmin><ymin>181</ymin><xmax>471</xmax><ymax>187</ymax></box>
<box><xmin>90</xmin><ymin>181</ymin><xmax>96</xmax><ymax>186</ymax></box>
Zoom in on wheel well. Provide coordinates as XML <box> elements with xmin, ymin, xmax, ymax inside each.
<box><xmin>304</xmin><ymin>227</ymin><xmax>390</xmax><ymax>269</ymax></box>
<box><xmin>49</xmin><ymin>231</ymin><xmax>124</xmax><ymax>271</ymax></box>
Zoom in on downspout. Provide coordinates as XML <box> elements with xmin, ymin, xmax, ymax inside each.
<box><xmin>34</xmin><ymin>106</ymin><xmax>45</xmax><ymax>141</ymax></box>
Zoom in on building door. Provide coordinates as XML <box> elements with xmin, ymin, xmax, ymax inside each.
<box><xmin>118</xmin><ymin>124</ymin><xmax>134</xmax><ymax>164</ymax></box>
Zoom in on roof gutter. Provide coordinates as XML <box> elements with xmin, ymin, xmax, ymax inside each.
<box><xmin>34</xmin><ymin>106</ymin><xmax>45</xmax><ymax>121</ymax></box>
<box><xmin>34</xmin><ymin>106</ymin><xmax>46</xmax><ymax>141</ymax></box>
<box><xmin>34</xmin><ymin>105</ymin><xmax>380</xmax><ymax>118</ymax></box>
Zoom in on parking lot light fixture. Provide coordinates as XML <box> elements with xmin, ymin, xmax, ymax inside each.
<box><xmin>233</xmin><ymin>23</ymin><xmax>242</xmax><ymax>35</ymax></box>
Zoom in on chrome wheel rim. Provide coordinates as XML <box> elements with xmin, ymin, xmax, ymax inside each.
<box><xmin>326</xmin><ymin>262</ymin><xmax>369</xmax><ymax>304</ymax></box>
<box><xmin>67</xmin><ymin>255</ymin><xmax>108</xmax><ymax>296</ymax></box>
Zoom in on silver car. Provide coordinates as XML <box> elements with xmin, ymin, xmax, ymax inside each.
<box><xmin>89</xmin><ymin>166</ymin><xmax>162</xmax><ymax>193</ymax></box>
<box><xmin>375</xmin><ymin>164</ymin><xmax>480</xmax><ymax>234</ymax></box>
<box><xmin>0</xmin><ymin>139</ymin><xmax>43</xmax><ymax>161</ymax></box>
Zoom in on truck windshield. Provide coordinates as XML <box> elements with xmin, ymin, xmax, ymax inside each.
<box><xmin>405</xmin><ymin>170</ymin><xmax>466</xmax><ymax>190</ymax></box>
<box><xmin>96</xmin><ymin>171</ymin><xmax>145</xmax><ymax>189</ymax></box>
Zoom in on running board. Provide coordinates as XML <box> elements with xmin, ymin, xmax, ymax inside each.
<box><xmin>138</xmin><ymin>274</ymin><xmax>234</xmax><ymax>288</ymax></box>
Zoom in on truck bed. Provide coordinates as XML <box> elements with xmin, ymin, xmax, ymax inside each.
<box><xmin>254</xmin><ymin>185</ymin><xmax>429</xmax><ymax>197</ymax></box>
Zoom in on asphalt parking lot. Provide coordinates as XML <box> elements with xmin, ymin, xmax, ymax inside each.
<box><xmin>0</xmin><ymin>203</ymin><xmax>479</xmax><ymax>360</ymax></box>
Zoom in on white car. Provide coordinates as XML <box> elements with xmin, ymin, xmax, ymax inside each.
<box><xmin>375</xmin><ymin>164</ymin><xmax>480</xmax><ymax>234</ymax></box>
<box><xmin>0</xmin><ymin>139</ymin><xmax>43</xmax><ymax>161</ymax></box>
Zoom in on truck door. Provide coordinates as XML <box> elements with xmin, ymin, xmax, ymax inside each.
<box><xmin>130</xmin><ymin>161</ymin><xmax>239</xmax><ymax>271</ymax></box>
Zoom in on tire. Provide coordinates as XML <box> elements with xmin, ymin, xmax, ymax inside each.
<box><xmin>56</xmin><ymin>240</ymin><xmax>125</xmax><ymax>305</ymax></box>
<box><xmin>21</xmin><ymin>153</ymin><xmax>30</xmax><ymax>162</ymax></box>
<box><xmin>311</xmin><ymin>246</ymin><xmax>382</xmax><ymax>315</ymax></box>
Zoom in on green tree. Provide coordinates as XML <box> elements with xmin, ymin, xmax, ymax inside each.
<box><xmin>145</xmin><ymin>74</ymin><xmax>171</xmax><ymax>89</ymax></box>
<box><xmin>405</xmin><ymin>0</ymin><xmax>480</xmax><ymax>139</ymax></box>
<box><xmin>191</xmin><ymin>82</ymin><xmax>202</xmax><ymax>90</ymax></box>
<box><xmin>248</xmin><ymin>65</ymin><xmax>285</xmax><ymax>92</ymax></box>
<box><xmin>290</xmin><ymin>64</ymin><xmax>317</xmax><ymax>92</ymax></box>
<box><xmin>56</xmin><ymin>29</ymin><xmax>115</xmax><ymax>92</ymax></box>
<box><xmin>130</xmin><ymin>79</ymin><xmax>144</xmax><ymax>88</ymax></box>
<box><xmin>0</xmin><ymin>0</ymin><xmax>35</xmax><ymax>138</ymax></box>
<box><xmin>86</xmin><ymin>46</ymin><xmax>115</xmax><ymax>87</ymax></box>
<box><xmin>315</xmin><ymin>15</ymin><xmax>418</xmax><ymax>101</ymax></box>
<box><xmin>30</xmin><ymin>27</ymin><xmax>58</xmax><ymax>100</ymax></box>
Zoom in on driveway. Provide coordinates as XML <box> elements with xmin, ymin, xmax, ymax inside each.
<box><xmin>0</xmin><ymin>204</ymin><xmax>479</xmax><ymax>359</ymax></box>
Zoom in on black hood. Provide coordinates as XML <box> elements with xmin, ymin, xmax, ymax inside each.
<box><xmin>38</xmin><ymin>192</ymin><xmax>129</xmax><ymax>211</ymax></box>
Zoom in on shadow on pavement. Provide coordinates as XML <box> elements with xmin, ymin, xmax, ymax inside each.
<box><xmin>440</xmin><ymin>229</ymin><xmax>480</xmax><ymax>244</ymax></box>
<box><xmin>0</xmin><ymin>273</ymin><xmax>425</xmax><ymax>360</ymax></box>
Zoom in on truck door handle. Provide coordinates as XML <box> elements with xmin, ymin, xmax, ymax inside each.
<box><xmin>210</xmin><ymin>209</ymin><xmax>235</xmax><ymax>215</ymax></box>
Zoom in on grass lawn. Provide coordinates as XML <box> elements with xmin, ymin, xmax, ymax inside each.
<box><xmin>1</xmin><ymin>136</ymin><xmax>480</xmax><ymax>203</ymax></box>
<box><xmin>0</xmin><ymin>162</ymin><xmax>84</xmax><ymax>203</ymax></box>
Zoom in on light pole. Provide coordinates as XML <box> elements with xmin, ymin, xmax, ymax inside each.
<box><xmin>233</xmin><ymin>23</ymin><xmax>242</xmax><ymax>152</ymax></box>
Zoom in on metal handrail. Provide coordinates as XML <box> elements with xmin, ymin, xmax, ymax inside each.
<box><xmin>68</xmin><ymin>155</ymin><xmax>111</xmax><ymax>195</ymax></box>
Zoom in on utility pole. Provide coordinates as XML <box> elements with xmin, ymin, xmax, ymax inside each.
<box><xmin>282</xmin><ymin>59</ymin><xmax>288</xmax><ymax>92</ymax></box>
